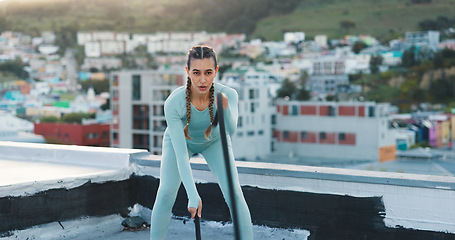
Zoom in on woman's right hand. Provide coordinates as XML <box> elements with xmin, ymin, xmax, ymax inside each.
<box><xmin>188</xmin><ymin>200</ymin><xmax>202</xmax><ymax>219</ymax></box>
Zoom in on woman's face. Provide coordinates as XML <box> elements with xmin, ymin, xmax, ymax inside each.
<box><xmin>186</xmin><ymin>58</ymin><xmax>219</xmax><ymax>97</ymax></box>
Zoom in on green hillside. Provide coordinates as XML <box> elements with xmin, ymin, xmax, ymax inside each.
<box><xmin>0</xmin><ymin>0</ymin><xmax>454</xmax><ymax>42</ymax></box>
<box><xmin>253</xmin><ymin>0</ymin><xmax>455</xmax><ymax>41</ymax></box>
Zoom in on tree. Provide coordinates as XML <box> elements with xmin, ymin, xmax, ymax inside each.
<box><xmin>61</xmin><ymin>112</ymin><xmax>95</xmax><ymax>124</ymax></box>
<box><xmin>296</xmin><ymin>87</ymin><xmax>311</xmax><ymax>101</ymax></box>
<box><xmin>0</xmin><ymin>58</ymin><xmax>29</xmax><ymax>79</ymax></box>
<box><xmin>80</xmin><ymin>79</ymin><xmax>109</xmax><ymax>94</ymax></box>
<box><xmin>39</xmin><ymin>116</ymin><xmax>59</xmax><ymax>123</ymax></box>
<box><xmin>352</xmin><ymin>41</ymin><xmax>368</xmax><ymax>54</ymax></box>
<box><xmin>433</xmin><ymin>51</ymin><xmax>444</xmax><ymax>69</ymax></box>
<box><xmin>402</xmin><ymin>46</ymin><xmax>418</xmax><ymax>68</ymax></box>
<box><xmin>369</xmin><ymin>55</ymin><xmax>383</xmax><ymax>74</ymax></box>
<box><xmin>428</xmin><ymin>76</ymin><xmax>455</xmax><ymax>103</ymax></box>
<box><xmin>0</xmin><ymin>16</ymin><xmax>9</xmax><ymax>33</ymax></box>
<box><xmin>55</xmin><ymin>22</ymin><xmax>80</xmax><ymax>55</ymax></box>
<box><xmin>100</xmin><ymin>98</ymin><xmax>110</xmax><ymax>111</ymax></box>
<box><xmin>339</xmin><ymin>20</ymin><xmax>356</xmax><ymax>32</ymax></box>
<box><xmin>276</xmin><ymin>79</ymin><xmax>297</xmax><ymax>99</ymax></box>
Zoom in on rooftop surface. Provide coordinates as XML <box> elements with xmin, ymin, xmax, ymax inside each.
<box><xmin>3</xmin><ymin>214</ymin><xmax>310</xmax><ymax>240</ymax></box>
<box><xmin>256</xmin><ymin>148</ymin><xmax>455</xmax><ymax>177</ymax></box>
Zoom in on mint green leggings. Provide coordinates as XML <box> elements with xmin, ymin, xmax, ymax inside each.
<box><xmin>150</xmin><ymin>136</ymin><xmax>254</xmax><ymax>239</ymax></box>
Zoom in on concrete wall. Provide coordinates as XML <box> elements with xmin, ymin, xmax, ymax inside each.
<box><xmin>0</xmin><ymin>141</ymin><xmax>146</xmax><ymax>169</ymax></box>
<box><xmin>132</xmin><ymin>156</ymin><xmax>455</xmax><ymax>239</ymax></box>
<box><xmin>1</xmin><ymin>142</ymin><xmax>454</xmax><ymax>239</ymax></box>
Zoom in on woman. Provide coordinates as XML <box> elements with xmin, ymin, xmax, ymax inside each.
<box><xmin>150</xmin><ymin>45</ymin><xmax>254</xmax><ymax>239</ymax></box>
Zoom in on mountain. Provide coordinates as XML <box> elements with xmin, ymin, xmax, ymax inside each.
<box><xmin>0</xmin><ymin>0</ymin><xmax>453</xmax><ymax>41</ymax></box>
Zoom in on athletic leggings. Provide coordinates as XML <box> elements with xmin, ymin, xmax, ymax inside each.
<box><xmin>150</xmin><ymin>135</ymin><xmax>254</xmax><ymax>240</ymax></box>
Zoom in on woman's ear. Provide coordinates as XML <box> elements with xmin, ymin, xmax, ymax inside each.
<box><xmin>185</xmin><ymin>66</ymin><xmax>190</xmax><ymax>75</ymax></box>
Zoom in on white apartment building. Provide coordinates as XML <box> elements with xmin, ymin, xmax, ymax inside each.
<box><xmin>110</xmin><ymin>68</ymin><xmax>185</xmax><ymax>154</ymax></box>
<box><xmin>0</xmin><ymin>111</ymin><xmax>45</xmax><ymax>143</ymax></box>
<box><xmin>111</xmin><ymin>66</ymin><xmax>275</xmax><ymax>159</ymax></box>
<box><xmin>284</xmin><ymin>32</ymin><xmax>305</xmax><ymax>44</ymax></box>
<box><xmin>405</xmin><ymin>30</ymin><xmax>440</xmax><ymax>51</ymax></box>
<box><xmin>221</xmin><ymin>67</ymin><xmax>276</xmax><ymax>160</ymax></box>
<box><xmin>82</xmin><ymin>57</ymin><xmax>122</xmax><ymax>71</ymax></box>
<box><xmin>274</xmin><ymin>100</ymin><xmax>396</xmax><ymax>162</ymax></box>
<box><xmin>305</xmin><ymin>57</ymin><xmax>350</xmax><ymax>97</ymax></box>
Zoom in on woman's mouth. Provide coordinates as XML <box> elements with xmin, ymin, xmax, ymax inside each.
<box><xmin>199</xmin><ymin>86</ymin><xmax>207</xmax><ymax>91</ymax></box>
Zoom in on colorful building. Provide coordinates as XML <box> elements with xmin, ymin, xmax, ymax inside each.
<box><xmin>34</xmin><ymin>122</ymin><xmax>110</xmax><ymax>147</ymax></box>
<box><xmin>274</xmin><ymin>100</ymin><xmax>396</xmax><ymax>162</ymax></box>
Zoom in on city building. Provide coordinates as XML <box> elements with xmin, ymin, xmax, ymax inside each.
<box><xmin>284</xmin><ymin>32</ymin><xmax>305</xmax><ymax>44</ymax></box>
<box><xmin>34</xmin><ymin>122</ymin><xmax>110</xmax><ymax>147</ymax></box>
<box><xmin>305</xmin><ymin>57</ymin><xmax>350</xmax><ymax>97</ymax></box>
<box><xmin>274</xmin><ymin>100</ymin><xmax>397</xmax><ymax>162</ymax></box>
<box><xmin>110</xmin><ymin>68</ymin><xmax>186</xmax><ymax>154</ymax></box>
<box><xmin>221</xmin><ymin>67</ymin><xmax>277</xmax><ymax>160</ymax></box>
<box><xmin>0</xmin><ymin>111</ymin><xmax>45</xmax><ymax>143</ymax></box>
<box><xmin>405</xmin><ymin>30</ymin><xmax>440</xmax><ymax>51</ymax></box>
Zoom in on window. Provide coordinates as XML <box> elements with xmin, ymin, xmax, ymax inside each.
<box><xmin>258</xmin><ymin>130</ymin><xmax>264</xmax><ymax>135</ymax></box>
<box><xmin>283</xmin><ymin>131</ymin><xmax>289</xmax><ymax>139</ymax></box>
<box><xmin>328</xmin><ymin>106</ymin><xmax>336</xmax><ymax>116</ymax></box>
<box><xmin>292</xmin><ymin>105</ymin><xmax>298</xmax><ymax>116</ymax></box>
<box><xmin>113</xmin><ymin>75</ymin><xmax>118</xmax><ymax>87</ymax></box>
<box><xmin>247</xmin><ymin>131</ymin><xmax>255</xmax><ymax>136</ymax></box>
<box><xmin>249</xmin><ymin>89</ymin><xmax>255</xmax><ymax>99</ymax></box>
<box><xmin>87</xmin><ymin>133</ymin><xmax>99</xmax><ymax>139</ymax></box>
<box><xmin>102</xmin><ymin>131</ymin><xmax>109</xmax><ymax>139</ymax></box>
<box><xmin>368</xmin><ymin>106</ymin><xmax>375</xmax><ymax>117</ymax></box>
<box><xmin>301</xmin><ymin>131</ymin><xmax>307</xmax><ymax>139</ymax></box>
<box><xmin>251</xmin><ymin>102</ymin><xmax>255</xmax><ymax>113</ymax></box>
<box><xmin>237</xmin><ymin>132</ymin><xmax>244</xmax><ymax>137</ymax></box>
<box><xmin>339</xmin><ymin>133</ymin><xmax>346</xmax><ymax>141</ymax></box>
<box><xmin>113</xmin><ymin>132</ymin><xmax>118</xmax><ymax>140</ymax></box>
<box><xmin>320</xmin><ymin>132</ymin><xmax>326</xmax><ymax>140</ymax></box>
<box><xmin>271</xmin><ymin>115</ymin><xmax>276</xmax><ymax>125</ymax></box>
<box><xmin>238</xmin><ymin>117</ymin><xmax>243</xmax><ymax>128</ymax></box>
<box><xmin>132</xmin><ymin>75</ymin><xmax>141</xmax><ymax>100</ymax></box>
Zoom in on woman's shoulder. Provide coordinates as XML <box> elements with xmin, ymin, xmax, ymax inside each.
<box><xmin>164</xmin><ymin>86</ymin><xmax>186</xmax><ymax>111</ymax></box>
<box><xmin>166</xmin><ymin>86</ymin><xmax>186</xmax><ymax>103</ymax></box>
<box><xmin>214</xmin><ymin>82</ymin><xmax>238</xmax><ymax>97</ymax></box>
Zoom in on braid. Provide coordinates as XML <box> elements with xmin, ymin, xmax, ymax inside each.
<box><xmin>204</xmin><ymin>84</ymin><xmax>215</xmax><ymax>140</ymax></box>
<box><xmin>184</xmin><ymin>77</ymin><xmax>192</xmax><ymax>140</ymax></box>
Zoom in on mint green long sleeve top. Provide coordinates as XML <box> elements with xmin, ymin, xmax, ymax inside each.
<box><xmin>163</xmin><ymin>82</ymin><xmax>238</xmax><ymax>209</ymax></box>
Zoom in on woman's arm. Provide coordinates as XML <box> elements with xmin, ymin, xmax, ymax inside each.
<box><xmin>164</xmin><ymin>98</ymin><xmax>201</xmax><ymax>209</ymax></box>
<box><xmin>220</xmin><ymin>87</ymin><xmax>239</xmax><ymax>135</ymax></box>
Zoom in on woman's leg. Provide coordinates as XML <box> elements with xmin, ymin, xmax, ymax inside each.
<box><xmin>150</xmin><ymin>137</ymin><xmax>183</xmax><ymax>240</ymax></box>
<box><xmin>202</xmin><ymin>138</ymin><xmax>254</xmax><ymax>240</ymax></box>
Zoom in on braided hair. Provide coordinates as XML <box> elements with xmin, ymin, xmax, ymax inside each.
<box><xmin>184</xmin><ymin>45</ymin><xmax>217</xmax><ymax>140</ymax></box>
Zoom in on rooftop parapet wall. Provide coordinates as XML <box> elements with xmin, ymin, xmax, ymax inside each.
<box><xmin>0</xmin><ymin>141</ymin><xmax>147</xmax><ymax>169</ymax></box>
<box><xmin>1</xmin><ymin>142</ymin><xmax>454</xmax><ymax>239</ymax></box>
<box><xmin>132</xmin><ymin>154</ymin><xmax>455</xmax><ymax>238</ymax></box>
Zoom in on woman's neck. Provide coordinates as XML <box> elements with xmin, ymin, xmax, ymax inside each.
<box><xmin>191</xmin><ymin>92</ymin><xmax>210</xmax><ymax>111</ymax></box>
